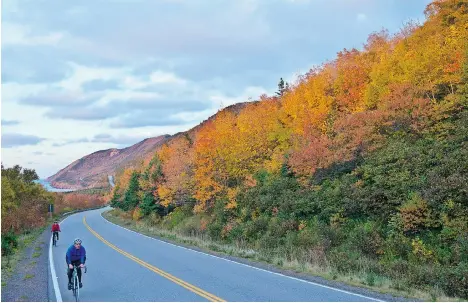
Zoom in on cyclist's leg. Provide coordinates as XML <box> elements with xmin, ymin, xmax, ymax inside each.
<box><xmin>67</xmin><ymin>261</ymin><xmax>78</xmax><ymax>283</ymax></box>
<box><xmin>67</xmin><ymin>265</ymin><xmax>73</xmax><ymax>283</ymax></box>
<box><xmin>56</xmin><ymin>231</ymin><xmax>59</xmax><ymax>241</ymax></box>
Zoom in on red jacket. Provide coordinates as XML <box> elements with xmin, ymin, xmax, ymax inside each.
<box><xmin>51</xmin><ymin>223</ymin><xmax>61</xmax><ymax>232</ymax></box>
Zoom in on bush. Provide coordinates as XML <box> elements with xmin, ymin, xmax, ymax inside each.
<box><xmin>132</xmin><ymin>207</ymin><xmax>143</xmax><ymax>221</ymax></box>
<box><xmin>162</xmin><ymin>207</ymin><xmax>189</xmax><ymax>230</ymax></box>
<box><xmin>328</xmin><ymin>248</ymin><xmax>361</xmax><ymax>273</ymax></box>
<box><xmin>175</xmin><ymin>215</ymin><xmax>204</xmax><ymax>237</ymax></box>
<box><xmin>438</xmin><ymin>262</ymin><xmax>468</xmax><ymax>298</ymax></box>
<box><xmin>1</xmin><ymin>231</ymin><xmax>18</xmax><ymax>256</ymax></box>
<box><xmin>146</xmin><ymin>212</ymin><xmax>161</xmax><ymax>226</ymax></box>
<box><xmin>243</xmin><ymin>215</ymin><xmax>269</xmax><ymax>241</ymax></box>
<box><xmin>347</xmin><ymin>221</ymin><xmax>384</xmax><ymax>257</ymax></box>
<box><xmin>207</xmin><ymin>220</ymin><xmax>223</xmax><ymax>240</ymax></box>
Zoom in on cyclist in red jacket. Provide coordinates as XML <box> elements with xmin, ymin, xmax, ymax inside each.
<box><xmin>51</xmin><ymin>221</ymin><xmax>61</xmax><ymax>242</ymax></box>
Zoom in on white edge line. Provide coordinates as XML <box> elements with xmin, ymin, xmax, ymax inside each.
<box><xmin>49</xmin><ymin>213</ymin><xmax>75</xmax><ymax>302</ymax></box>
<box><xmin>98</xmin><ymin>210</ymin><xmax>384</xmax><ymax>302</ymax></box>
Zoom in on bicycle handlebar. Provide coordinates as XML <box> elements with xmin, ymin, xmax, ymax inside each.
<box><xmin>73</xmin><ymin>265</ymin><xmax>87</xmax><ymax>273</ymax></box>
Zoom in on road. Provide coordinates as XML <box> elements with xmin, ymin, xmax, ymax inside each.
<box><xmin>108</xmin><ymin>176</ymin><xmax>115</xmax><ymax>188</ymax></box>
<box><xmin>50</xmin><ymin>208</ymin><xmax>383</xmax><ymax>302</ymax></box>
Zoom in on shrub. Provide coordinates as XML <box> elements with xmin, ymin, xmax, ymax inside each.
<box><xmin>399</xmin><ymin>193</ymin><xmax>432</xmax><ymax>235</ymax></box>
<box><xmin>162</xmin><ymin>207</ymin><xmax>189</xmax><ymax>230</ymax></box>
<box><xmin>1</xmin><ymin>231</ymin><xmax>18</xmax><ymax>256</ymax></box>
<box><xmin>438</xmin><ymin>262</ymin><xmax>468</xmax><ymax>298</ymax></box>
<box><xmin>132</xmin><ymin>207</ymin><xmax>143</xmax><ymax>221</ymax></box>
<box><xmin>347</xmin><ymin>221</ymin><xmax>384</xmax><ymax>257</ymax></box>
<box><xmin>175</xmin><ymin>215</ymin><xmax>204</xmax><ymax>237</ymax></box>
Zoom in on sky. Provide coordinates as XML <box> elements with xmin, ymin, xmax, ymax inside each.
<box><xmin>1</xmin><ymin>0</ymin><xmax>432</xmax><ymax>178</ymax></box>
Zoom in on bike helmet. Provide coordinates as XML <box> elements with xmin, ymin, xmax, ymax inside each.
<box><xmin>74</xmin><ymin>238</ymin><xmax>82</xmax><ymax>244</ymax></box>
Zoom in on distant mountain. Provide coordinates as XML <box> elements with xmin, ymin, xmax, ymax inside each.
<box><xmin>47</xmin><ymin>135</ymin><xmax>169</xmax><ymax>189</ymax></box>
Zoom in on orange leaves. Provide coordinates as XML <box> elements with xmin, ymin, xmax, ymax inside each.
<box><xmin>157</xmin><ymin>135</ymin><xmax>194</xmax><ymax>205</ymax></box>
<box><xmin>283</xmin><ymin>65</ymin><xmax>335</xmax><ymax>136</ymax></box>
<box><xmin>334</xmin><ymin>48</ymin><xmax>372</xmax><ymax>112</ymax></box>
<box><xmin>288</xmin><ymin>135</ymin><xmax>334</xmax><ymax>179</ymax></box>
<box><xmin>399</xmin><ymin>193</ymin><xmax>432</xmax><ymax>234</ymax></box>
<box><xmin>157</xmin><ymin>185</ymin><xmax>173</xmax><ymax>207</ymax></box>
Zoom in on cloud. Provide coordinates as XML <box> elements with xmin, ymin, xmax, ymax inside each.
<box><xmin>2</xmin><ymin>133</ymin><xmax>45</xmax><ymax>148</ymax></box>
<box><xmin>44</xmin><ymin>107</ymin><xmax>114</xmax><ymax>120</ymax></box>
<box><xmin>28</xmin><ymin>62</ymin><xmax>127</xmax><ymax>91</ymax></box>
<box><xmin>110</xmin><ymin>114</ymin><xmax>191</xmax><ymax>128</ymax></box>
<box><xmin>82</xmin><ymin>79</ymin><xmax>121</xmax><ymax>92</ymax></box>
<box><xmin>2</xmin><ymin>22</ymin><xmax>64</xmax><ymax>46</ymax></box>
<box><xmin>52</xmin><ymin>138</ymin><xmax>90</xmax><ymax>147</ymax></box>
<box><xmin>1</xmin><ymin>119</ymin><xmax>20</xmax><ymax>126</ymax></box>
<box><xmin>149</xmin><ymin>71</ymin><xmax>187</xmax><ymax>85</ymax></box>
<box><xmin>33</xmin><ymin>151</ymin><xmax>54</xmax><ymax>155</ymax></box>
<box><xmin>20</xmin><ymin>91</ymin><xmax>99</xmax><ymax>107</ymax></box>
<box><xmin>2</xmin><ymin>47</ymin><xmax>72</xmax><ymax>84</ymax></box>
<box><xmin>357</xmin><ymin>13</ymin><xmax>367</xmax><ymax>22</ymax></box>
<box><xmin>44</xmin><ymin>95</ymin><xmax>211</xmax><ymax>125</ymax></box>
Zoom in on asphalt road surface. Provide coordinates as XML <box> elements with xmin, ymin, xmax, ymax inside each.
<box><xmin>50</xmin><ymin>208</ymin><xmax>383</xmax><ymax>302</ymax></box>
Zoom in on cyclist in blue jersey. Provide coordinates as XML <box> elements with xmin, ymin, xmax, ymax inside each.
<box><xmin>65</xmin><ymin>238</ymin><xmax>86</xmax><ymax>290</ymax></box>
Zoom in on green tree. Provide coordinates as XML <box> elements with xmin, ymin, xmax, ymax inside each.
<box><xmin>276</xmin><ymin>78</ymin><xmax>287</xmax><ymax>97</ymax></box>
<box><xmin>122</xmin><ymin>172</ymin><xmax>140</xmax><ymax>211</ymax></box>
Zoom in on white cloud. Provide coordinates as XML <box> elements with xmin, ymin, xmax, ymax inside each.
<box><xmin>2</xmin><ymin>23</ymin><xmax>65</xmax><ymax>46</ymax></box>
<box><xmin>1</xmin><ymin>83</ymin><xmax>46</xmax><ymax>103</ymax></box>
<box><xmin>149</xmin><ymin>71</ymin><xmax>187</xmax><ymax>85</ymax></box>
<box><xmin>58</xmin><ymin>63</ymin><xmax>128</xmax><ymax>91</ymax></box>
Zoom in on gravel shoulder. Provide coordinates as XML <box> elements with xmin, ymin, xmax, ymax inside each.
<box><xmin>1</xmin><ymin>229</ymin><xmax>51</xmax><ymax>302</ymax></box>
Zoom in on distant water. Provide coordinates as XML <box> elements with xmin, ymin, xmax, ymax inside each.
<box><xmin>35</xmin><ymin>179</ymin><xmax>75</xmax><ymax>192</ymax></box>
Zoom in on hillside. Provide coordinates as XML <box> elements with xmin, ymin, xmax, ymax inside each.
<box><xmin>109</xmin><ymin>0</ymin><xmax>468</xmax><ymax>299</ymax></box>
<box><xmin>47</xmin><ymin>135</ymin><xmax>169</xmax><ymax>189</ymax></box>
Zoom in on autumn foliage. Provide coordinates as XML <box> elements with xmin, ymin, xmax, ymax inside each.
<box><xmin>111</xmin><ymin>1</ymin><xmax>468</xmax><ymax>298</ymax></box>
<box><xmin>1</xmin><ymin>164</ymin><xmax>107</xmax><ymax>255</ymax></box>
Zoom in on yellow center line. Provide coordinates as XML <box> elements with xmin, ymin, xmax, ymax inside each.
<box><xmin>83</xmin><ymin>216</ymin><xmax>225</xmax><ymax>302</ymax></box>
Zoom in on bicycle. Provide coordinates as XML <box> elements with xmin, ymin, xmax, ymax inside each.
<box><xmin>52</xmin><ymin>232</ymin><xmax>59</xmax><ymax>246</ymax></box>
<box><xmin>71</xmin><ymin>265</ymin><xmax>87</xmax><ymax>302</ymax></box>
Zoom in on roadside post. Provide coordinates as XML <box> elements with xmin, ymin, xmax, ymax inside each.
<box><xmin>48</xmin><ymin>203</ymin><xmax>54</xmax><ymax>219</ymax></box>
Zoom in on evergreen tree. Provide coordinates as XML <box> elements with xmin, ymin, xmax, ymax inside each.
<box><xmin>122</xmin><ymin>172</ymin><xmax>140</xmax><ymax>211</ymax></box>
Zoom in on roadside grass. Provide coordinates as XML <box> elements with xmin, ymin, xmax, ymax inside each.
<box><xmin>103</xmin><ymin>209</ymin><xmax>464</xmax><ymax>302</ymax></box>
<box><xmin>1</xmin><ymin>226</ymin><xmax>46</xmax><ymax>286</ymax></box>
<box><xmin>23</xmin><ymin>274</ymin><xmax>35</xmax><ymax>280</ymax></box>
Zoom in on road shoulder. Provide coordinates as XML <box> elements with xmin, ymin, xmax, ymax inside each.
<box><xmin>1</xmin><ymin>229</ymin><xmax>50</xmax><ymax>302</ymax></box>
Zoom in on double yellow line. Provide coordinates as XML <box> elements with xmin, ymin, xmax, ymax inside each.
<box><xmin>83</xmin><ymin>217</ymin><xmax>225</xmax><ymax>302</ymax></box>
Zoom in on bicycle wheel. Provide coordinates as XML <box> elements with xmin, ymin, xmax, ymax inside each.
<box><xmin>53</xmin><ymin>234</ymin><xmax>56</xmax><ymax>246</ymax></box>
<box><xmin>74</xmin><ymin>275</ymin><xmax>79</xmax><ymax>301</ymax></box>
